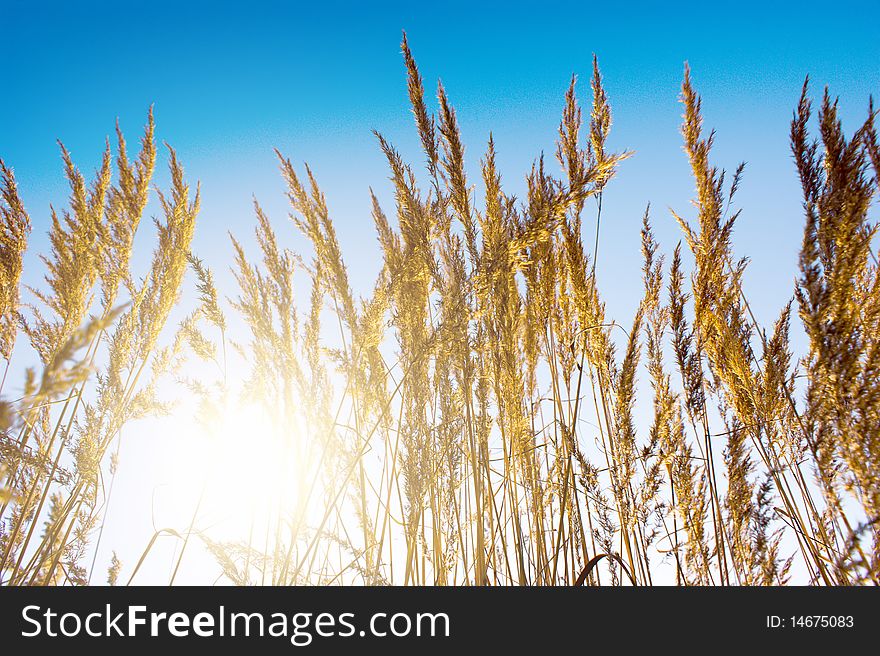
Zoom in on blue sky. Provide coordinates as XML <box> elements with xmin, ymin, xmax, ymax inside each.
<box><xmin>3</xmin><ymin>0</ymin><xmax>878</xmax><ymax>326</ymax></box>
<box><xmin>2</xmin><ymin>0</ymin><xmax>878</xmax><ymax>583</ymax></box>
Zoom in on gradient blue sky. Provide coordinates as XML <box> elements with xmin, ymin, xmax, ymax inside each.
<box><xmin>3</xmin><ymin>1</ymin><xmax>878</xmax><ymax>329</ymax></box>
<box><xmin>2</xmin><ymin>0</ymin><xmax>879</xmax><ymax>582</ymax></box>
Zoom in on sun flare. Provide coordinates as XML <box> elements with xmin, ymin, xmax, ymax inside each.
<box><xmin>148</xmin><ymin>396</ymin><xmax>318</xmax><ymax>583</ymax></box>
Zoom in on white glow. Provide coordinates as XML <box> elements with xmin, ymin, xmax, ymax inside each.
<box><xmin>152</xmin><ymin>398</ymin><xmax>308</xmax><ymax>580</ymax></box>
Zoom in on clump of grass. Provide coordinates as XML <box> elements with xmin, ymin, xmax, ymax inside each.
<box><xmin>0</xmin><ymin>110</ymin><xmax>200</xmax><ymax>585</ymax></box>
<box><xmin>1</xmin><ymin>34</ymin><xmax>877</xmax><ymax>586</ymax></box>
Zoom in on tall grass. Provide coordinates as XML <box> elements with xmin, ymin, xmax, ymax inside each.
<box><xmin>1</xmin><ymin>35</ymin><xmax>878</xmax><ymax>585</ymax></box>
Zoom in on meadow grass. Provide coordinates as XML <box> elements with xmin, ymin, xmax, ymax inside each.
<box><xmin>1</xmin><ymin>35</ymin><xmax>878</xmax><ymax>586</ymax></box>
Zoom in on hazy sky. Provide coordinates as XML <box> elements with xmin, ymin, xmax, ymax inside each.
<box><xmin>2</xmin><ymin>0</ymin><xmax>878</xmax><ymax>583</ymax></box>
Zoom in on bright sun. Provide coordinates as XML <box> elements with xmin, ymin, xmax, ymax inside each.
<box><xmin>155</xmin><ymin>397</ymin><xmax>308</xmax><ymax>581</ymax></box>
